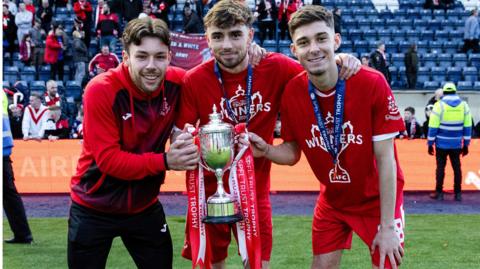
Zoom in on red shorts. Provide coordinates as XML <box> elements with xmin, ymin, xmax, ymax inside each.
<box><xmin>182</xmin><ymin>174</ymin><xmax>273</xmax><ymax>262</ymax></box>
<box><xmin>312</xmin><ymin>198</ymin><xmax>405</xmax><ymax>268</ymax></box>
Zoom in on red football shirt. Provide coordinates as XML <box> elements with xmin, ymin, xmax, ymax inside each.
<box><xmin>281</xmin><ymin>67</ymin><xmax>405</xmax><ymax>216</ymax></box>
<box><xmin>177</xmin><ymin>53</ymin><xmax>303</xmax><ymax>194</ymax></box>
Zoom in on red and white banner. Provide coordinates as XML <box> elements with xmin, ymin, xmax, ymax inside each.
<box><xmin>170</xmin><ymin>33</ymin><xmax>211</xmax><ymax>70</ymax></box>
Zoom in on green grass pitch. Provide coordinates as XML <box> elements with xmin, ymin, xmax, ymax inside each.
<box><xmin>3</xmin><ymin>215</ymin><xmax>480</xmax><ymax>268</ymax></box>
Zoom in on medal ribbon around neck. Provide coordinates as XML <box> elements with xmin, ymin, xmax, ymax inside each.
<box><xmin>308</xmin><ymin>78</ymin><xmax>345</xmax><ymax>165</ymax></box>
<box><xmin>214</xmin><ymin>62</ymin><xmax>253</xmax><ymax>127</ymax></box>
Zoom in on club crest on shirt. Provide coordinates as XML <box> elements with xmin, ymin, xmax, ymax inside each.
<box><xmin>305</xmin><ymin>112</ymin><xmax>363</xmax><ymax>183</ymax></box>
<box><xmin>219</xmin><ymin>85</ymin><xmax>271</xmax><ymax>122</ymax></box>
<box><xmin>385</xmin><ymin>95</ymin><xmax>401</xmax><ymax>121</ymax></box>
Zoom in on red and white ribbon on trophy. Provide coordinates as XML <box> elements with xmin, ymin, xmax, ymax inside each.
<box><xmin>184</xmin><ymin>123</ymin><xmax>261</xmax><ymax>269</ymax></box>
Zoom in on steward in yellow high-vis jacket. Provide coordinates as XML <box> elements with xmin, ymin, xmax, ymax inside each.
<box><xmin>427</xmin><ymin>83</ymin><xmax>472</xmax><ymax>201</ymax></box>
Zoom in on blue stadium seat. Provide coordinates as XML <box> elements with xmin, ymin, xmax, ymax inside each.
<box><xmin>437</xmin><ymin>53</ymin><xmax>452</xmax><ymax>68</ymax></box>
<box><xmin>55</xmin><ymin>7</ymin><xmax>68</xmax><ymax>15</ymax></box>
<box><xmin>372</xmin><ymin>18</ymin><xmax>385</xmax><ymax>28</ymax></box>
<box><xmin>447</xmin><ymin>66</ymin><xmax>462</xmax><ymax>83</ymax></box>
<box><xmin>449</xmin><ymin>28</ymin><xmax>463</xmax><ymax>40</ymax></box>
<box><xmin>434</xmin><ymin>30</ymin><xmax>449</xmax><ymax>41</ymax></box>
<box><xmin>417</xmin><ymin>67</ymin><xmax>430</xmax><ymax>87</ymax></box>
<box><xmin>431</xmin><ymin>67</ymin><xmax>447</xmax><ymax>82</ymax></box>
<box><xmin>340</xmin><ymin>40</ymin><xmax>353</xmax><ymax>52</ymax></box>
<box><xmin>391</xmin><ymin>53</ymin><xmax>405</xmax><ymax>68</ymax></box>
<box><xmin>457</xmin><ymin>81</ymin><xmax>473</xmax><ymax>91</ymax></box>
<box><xmin>20</xmin><ymin>66</ymin><xmax>36</xmax><ymax>82</ymax></box>
<box><xmin>368</xmin><ymin>41</ymin><xmax>378</xmax><ymax>52</ymax></box>
<box><xmin>30</xmin><ymin>81</ymin><xmax>46</xmax><ymax>92</ymax></box>
<box><xmin>429</xmin><ymin>41</ymin><xmax>443</xmax><ymax>53</ymax></box>
<box><xmin>433</xmin><ymin>9</ymin><xmax>445</xmax><ymax>20</ymax></box>
<box><xmin>66</xmin><ymin>81</ymin><xmax>83</xmax><ymax>101</ymax></box>
<box><xmin>443</xmin><ymin>41</ymin><xmax>459</xmax><ymax>54</ymax></box>
<box><xmin>12</xmin><ymin>60</ymin><xmax>24</xmax><ymax>70</ymax></box>
<box><xmin>343</xmin><ymin>18</ymin><xmax>357</xmax><ymax>29</ymax></box>
<box><xmin>56</xmin><ymin>80</ymin><xmax>65</xmax><ymax>94</ymax></box>
<box><xmin>386</xmin><ymin>18</ymin><xmax>400</xmax><ymax>30</ymax></box>
<box><xmin>446</xmin><ymin>9</ymin><xmax>461</xmax><ymax>20</ymax></box>
<box><xmin>353</xmin><ymin>40</ymin><xmax>369</xmax><ymax>54</ymax></box>
<box><xmin>421</xmin><ymin>30</ymin><xmax>434</xmax><ymax>41</ymax></box>
<box><xmin>348</xmin><ymin>29</ymin><xmax>362</xmax><ymax>40</ymax></box>
<box><xmin>398</xmin><ymin>18</ymin><xmax>412</xmax><ymax>31</ymax></box>
<box><xmin>413</xmin><ymin>19</ymin><xmax>428</xmax><ymax>31</ymax></box>
<box><xmin>462</xmin><ymin>67</ymin><xmax>478</xmax><ymax>82</ymax></box>
<box><xmin>453</xmin><ymin>54</ymin><xmax>468</xmax><ymax>68</ymax></box>
<box><xmin>419</xmin><ymin>9</ymin><xmax>432</xmax><ymax>19</ymax></box>
<box><xmin>421</xmin><ymin>53</ymin><xmax>437</xmax><ymax>68</ymax></box>
<box><xmin>398</xmin><ymin>41</ymin><xmax>411</xmax><ymax>53</ymax></box>
<box><xmin>424</xmin><ymin>81</ymin><xmax>440</xmax><ymax>90</ymax></box>
<box><xmin>39</xmin><ymin>65</ymin><xmax>51</xmax><ymax>81</ymax></box>
<box><xmin>364</xmin><ymin>29</ymin><xmax>377</xmax><ymax>41</ymax></box>
<box><xmin>365</xmin><ymin>9</ymin><xmax>378</xmax><ymax>20</ymax></box>
<box><xmin>406</xmin><ymin>29</ymin><xmax>420</xmax><ymax>42</ymax></box>
<box><xmin>385</xmin><ymin>40</ymin><xmax>398</xmax><ymax>53</ymax></box>
<box><xmin>378</xmin><ymin>29</ymin><xmax>392</xmax><ymax>41</ymax></box>
<box><xmin>392</xmin><ymin>29</ymin><xmax>406</xmax><ymax>42</ymax></box>
<box><xmin>4</xmin><ymin>66</ymin><xmax>19</xmax><ymax>85</ymax></box>
<box><xmin>388</xmin><ymin>66</ymin><xmax>398</xmax><ymax>84</ymax></box>
<box><xmin>3</xmin><ymin>81</ymin><xmax>10</xmax><ymax>88</ymax></box>
<box><xmin>358</xmin><ymin>18</ymin><xmax>371</xmax><ymax>30</ymax></box>
<box><xmin>262</xmin><ymin>40</ymin><xmax>276</xmax><ymax>52</ymax></box>
<box><xmin>379</xmin><ymin>9</ymin><xmax>393</xmax><ymax>20</ymax></box>
<box><xmin>468</xmin><ymin>54</ymin><xmax>480</xmax><ymax>68</ymax></box>
<box><xmin>416</xmin><ymin>40</ymin><xmax>429</xmax><ymax>54</ymax></box>
<box><xmin>397</xmin><ymin>66</ymin><xmax>407</xmax><ymax>88</ymax></box>
<box><xmin>440</xmin><ymin>19</ymin><xmax>455</xmax><ymax>31</ymax></box>
<box><xmin>406</xmin><ymin>9</ymin><xmax>419</xmax><ymax>19</ymax></box>
<box><xmin>473</xmin><ymin>81</ymin><xmax>480</xmax><ymax>91</ymax></box>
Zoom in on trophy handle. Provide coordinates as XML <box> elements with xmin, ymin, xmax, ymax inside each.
<box><xmin>231</xmin><ymin>144</ymin><xmax>248</xmax><ymax>169</ymax></box>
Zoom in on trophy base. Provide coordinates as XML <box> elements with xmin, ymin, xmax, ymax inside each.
<box><xmin>202</xmin><ymin>213</ymin><xmax>243</xmax><ymax>224</ymax></box>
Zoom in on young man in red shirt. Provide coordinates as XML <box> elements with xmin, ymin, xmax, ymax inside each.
<box><xmin>175</xmin><ymin>1</ymin><xmax>359</xmax><ymax>268</ymax></box>
<box><xmin>248</xmin><ymin>6</ymin><xmax>405</xmax><ymax>269</ymax></box>
<box><xmin>68</xmin><ymin>17</ymin><xmax>199</xmax><ymax>269</ymax></box>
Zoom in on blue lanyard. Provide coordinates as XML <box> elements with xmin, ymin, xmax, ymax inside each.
<box><xmin>308</xmin><ymin>79</ymin><xmax>345</xmax><ymax>164</ymax></box>
<box><xmin>214</xmin><ymin>62</ymin><xmax>253</xmax><ymax>126</ymax></box>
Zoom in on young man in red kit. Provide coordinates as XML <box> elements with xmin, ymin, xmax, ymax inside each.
<box><xmin>176</xmin><ymin>1</ymin><xmax>360</xmax><ymax>268</ymax></box>
<box><xmin>68</xmin><ymin>17</ymin><xmax>199</xmax><ymax>269</ymax></box>
<box><xmin>248</xmin><ymin>6</ymin><xmax>405</xmax><ymax>269</ymax></box>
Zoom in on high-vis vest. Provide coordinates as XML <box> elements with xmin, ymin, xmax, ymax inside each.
<box><xmin>427</xmin><ymin>95</ymin><xmax>472</xmax><ymax>149</ymax></box>
<box><xmin>3</xmin><ymin>90</ymin><xmax>14</xmax><ymax>157</ymax></box>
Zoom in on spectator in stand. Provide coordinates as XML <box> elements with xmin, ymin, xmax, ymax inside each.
<box><xmin>255</xmin><ymin>0</ymin><xmax>277</xmax><ymax>45</ymax></box>
<box><xmin>94</xmin><ymin>0</ymin><xmax>104</xmax><ymax>29</ymax></box>
<box><xmin>54</xmin><ymin>0</ymin><xmax>69</xmax><ymax>10</ymax></box>
<box><xmin>3</xmin><ymin>90</ymin><xmax>34</xmax><ymax>245</ymax></box>
<box><xmin>462</xmin><ymin>8</ymin><xmax>479</xmax><ymax>53</ymax></box>
<box><xmin>405</xmin><ymin>43</ymin><xmax>419</xmax><ymax>89</ymax></box>
<box><xmin>19</xmin><ymin>34</ymin><xmax>34</xmax><ymax>66</ymax></box>
<box><xmin>88</xmin><ymin>44</ymin><xmax>120</xmax><ymax>77</ymax></box>
<box><xmin>278</xmin><ymin>0</ymin><xmax>302</xmax><ymax>40</ymax></box>
<box><xmin>428</xmin><ymin>83</ymin><xmax>472</xmax><ymax>201</ymax></box>
<box><xmin>22</xmin><ymin>92</ymin><xmax>49</xmax><ymax>141</ymax></box>
<box><xmin>182</xmin><ymin>3</ymin><xmax>203</xmax><ymax>34</ymax></box>
<box><xmin>400</xmin><ymin>107</ymin><xmax>422</xmax><ymax>139</ymax></box>
<box><xmin>15</xmin><ymin>3</ymin><xmax>33</xmax><ymax>45</ymax></box>
<box><xmin>333</xmin><ymin>7</ymin><xmax>341</xmax><ymax>34</ymax></box>
<box><xmin>423</xmin><ymin>104</ymin><xmax>434</xmax><ymax>138</ymax></box>
<box><xmin>370</xmin><ymin>41</ymin><xmax>391</xmax><ymax>85</ymax></box>
<box><xmin>36</xmin><ymin>0</ymin><xmax>53</xmax><ymax>33</ymax></box>
<box><xmin>71</xmin><ymin>106</ymin><xmax>83</xmax><ymax>139</ymax></box>
<box><xmin>424</xmin><ymin>0</ymin><xmax>454</xmax><ymax>10</ymax></box>
<box><xmin>44</xmin><ymin>24</ymin><xmax>65</xmax><ymax>80</ymax></box>
<box><xmin>24</xmin><ymin>0</ymin><xmax>35</xmax><ymax>24</ymax></box>
<box><xmin>3</xmin><ymin>5</ymin><xmax>18</xmax><ymax>58</ymax></box>
<box><xmin>4</xmin><ymin>0</ymin><xmax>17</xmax><ymax>16</ymax></box>
<box><xmin>120</xmin><ymin>0</ymin><xmax>143</xmax><ymax>22</ymax></box>
<box><xmin>152</xmin><ymin>0</ymin><xmax>173</xmax><ymax>27</ymax></box>
<box><xmin>96</xmin><ymin>3</ymin><xmax>119</xmax><ymax>52</ymax></box>
<box><xmin>44</xmin><ymin>105</ymin><xmax>70</xmax><ymax>141</ymax></box>
<box><xmin>44</xmin><ymin>80</ymin><xmax>63</xmax><ymax>107</ymax></box>
<box><xmin>361</xmin><ymin>55</ymin><xmax>369</xmax><ymax>66</ymax></box>
<box><xmin>30</xmin><ymin>19</ymin><xmax>46</xmax><ymax>73</ymax></box>
<box><xmin>72</xmin><ymin>31</ymin><xmax>89</xmax><ymax>86</ymax></box>
<box><xmin>73</xmin><ymin>0</ymin><xmax>93</xmax><ymax>48</ymax></box>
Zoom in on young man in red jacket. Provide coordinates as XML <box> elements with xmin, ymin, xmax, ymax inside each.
<box><xmin>68</xmin><ymin>17</ymin><xmax>199</xmax><ymax>269</ymax></box>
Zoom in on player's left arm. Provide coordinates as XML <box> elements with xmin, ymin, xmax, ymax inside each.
<box><xmin>371</xmin><ymin>138</ymin><xmax>404</xmax><ymax>269</ymax></box>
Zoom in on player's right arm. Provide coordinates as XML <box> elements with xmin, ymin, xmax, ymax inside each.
<box><xmin>247</xmin><ymin>132</ymin><xmax>301</xmax><ymax>165</ymax></box>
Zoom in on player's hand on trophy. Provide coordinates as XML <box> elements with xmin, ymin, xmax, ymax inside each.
<box><xmin>335</xmin><ymin>53</ymin><xmax>361</xmax><ymax>80</ymax></box>
<box><xmin>248</xmin><ymin>41</ymin><xmax>267</xmax><ymax>67</ymax></box>
<box><xmin>371</xmin><ymin>225</ymin><xmax>404</xmax><ymax>269</ymax></box>
<box><xmin>248</xmin><ymin>132</ymin><xmax>270</xmax><ymax>158</ymax></box>
<box><xmin>235</xmin><ymin>132</ymin><xmax>250</xmax><ymax>148</ymax></box>
<box><xmin>166</xmin><ymin>132</ymin><xmax>199</xmax><ymax>171</ymax></box>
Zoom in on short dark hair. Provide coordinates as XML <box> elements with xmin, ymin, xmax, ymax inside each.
<box><xmin>122</xmin><ymin>17</ymin><xmax>170</xmax><ymax>53</ymax></box>
<box><xmin>405</xmin><ymin>106</ymin><xmax>415</xmax><ymax>114</ymax></box>
<box><xmin>30</xmin><ymin>92</ymin><xmax>43</xmax><ymax>100</ymax></box>
<box><xmin>288</xmin><ymin>5</ymin><xmax>334</xmax><ymax>38</ymax></box>
<box><xmin>203</xmin><ymin>0</ymin><xmax>255</xmax><ymax>29</ymax></box>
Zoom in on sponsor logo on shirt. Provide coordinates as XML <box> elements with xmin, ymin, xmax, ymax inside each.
<box><xmin>385</xmin><ymin>95</ymin><xmax>402</xmax><ymax>120</ymax></box>
<box><xmin>122</xmin><ymin>113</ymin><xmax>132</xmax><ymax>121</ymax></box>
<box><xmin>305</xmin><ymin>112</ymin><xmax>363</xmax><ymax>183</ymax></box>
<box><xmin>219</xmin><ymin>85</ymin><xmax>271</xmax><ymax>122</ymax></box>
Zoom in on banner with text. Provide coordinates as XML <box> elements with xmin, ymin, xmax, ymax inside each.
<box><xmin>170</xmin><ymin>33</ymin><xmax>211</xmax><ymax>70</ymax></box>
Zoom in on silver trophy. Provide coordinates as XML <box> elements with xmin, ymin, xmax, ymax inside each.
<box><xmin>199</xmin><ymin>105</ymin><xmax>243</xmax><ymax>224</ymax></box>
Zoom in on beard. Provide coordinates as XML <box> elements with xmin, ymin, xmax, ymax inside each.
<box><xmin>216</xmin><ymin>50</ymin><xmax>248</xmax><ymax>69</ymax></box>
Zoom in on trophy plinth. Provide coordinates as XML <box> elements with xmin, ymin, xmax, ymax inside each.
<box><xmin>200</xmin><ymin>106</ymin><xmax>243</xmax><ymax>224</ymax></box>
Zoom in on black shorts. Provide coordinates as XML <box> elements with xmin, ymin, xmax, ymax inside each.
<box><xmin>67</xmin><ymin>201</ymin><xmax>172</xmax><ymax>269</ymax></box>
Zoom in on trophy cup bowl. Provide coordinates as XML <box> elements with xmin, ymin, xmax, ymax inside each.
<box><xmin>199</xmin><ymin>106</ymin><xmax>243</xmax><ymax>224</ymax></box>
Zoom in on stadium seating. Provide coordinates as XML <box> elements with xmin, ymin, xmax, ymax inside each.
<box><xmin>4</xmin><ymin>66</ymin><xmax>19</xmax><ymax>85</ymax></box>
<box><xmin>462</xmin><ymin>67</ymin><xmax>478</xmax><ymax>82</ymax></box>
<box><xmin>30</xmin><ymin>81</ymin><xmax>46</xmax><ymax>92</ymax></box>
<box><xmin>424</xmin><ymin>81</ymin><xmax>440</xmax><ymax>90</ymax></box>
<box><xmin>447</xmin><ymin>66</ymin><xmax>462</xmax><ymax>83</ymax></box>
<box><xmin>20</xmin><ymin>66</ymin><xmax>36</xmax><ymax>82</ymax></box>
<box><xmin>39</xmin><ymin>66</ymin><xmax>51</xmax><ymax>81</ymax></box>
<box><xmin>66</xmin><ymin>81</ymin><xmax>82</xmax><ymax>101</ymax></box>
<box><xmin>457</xmin><ymin>81</ymin><xmax>473</xmax><ymax>91</ymax></box>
